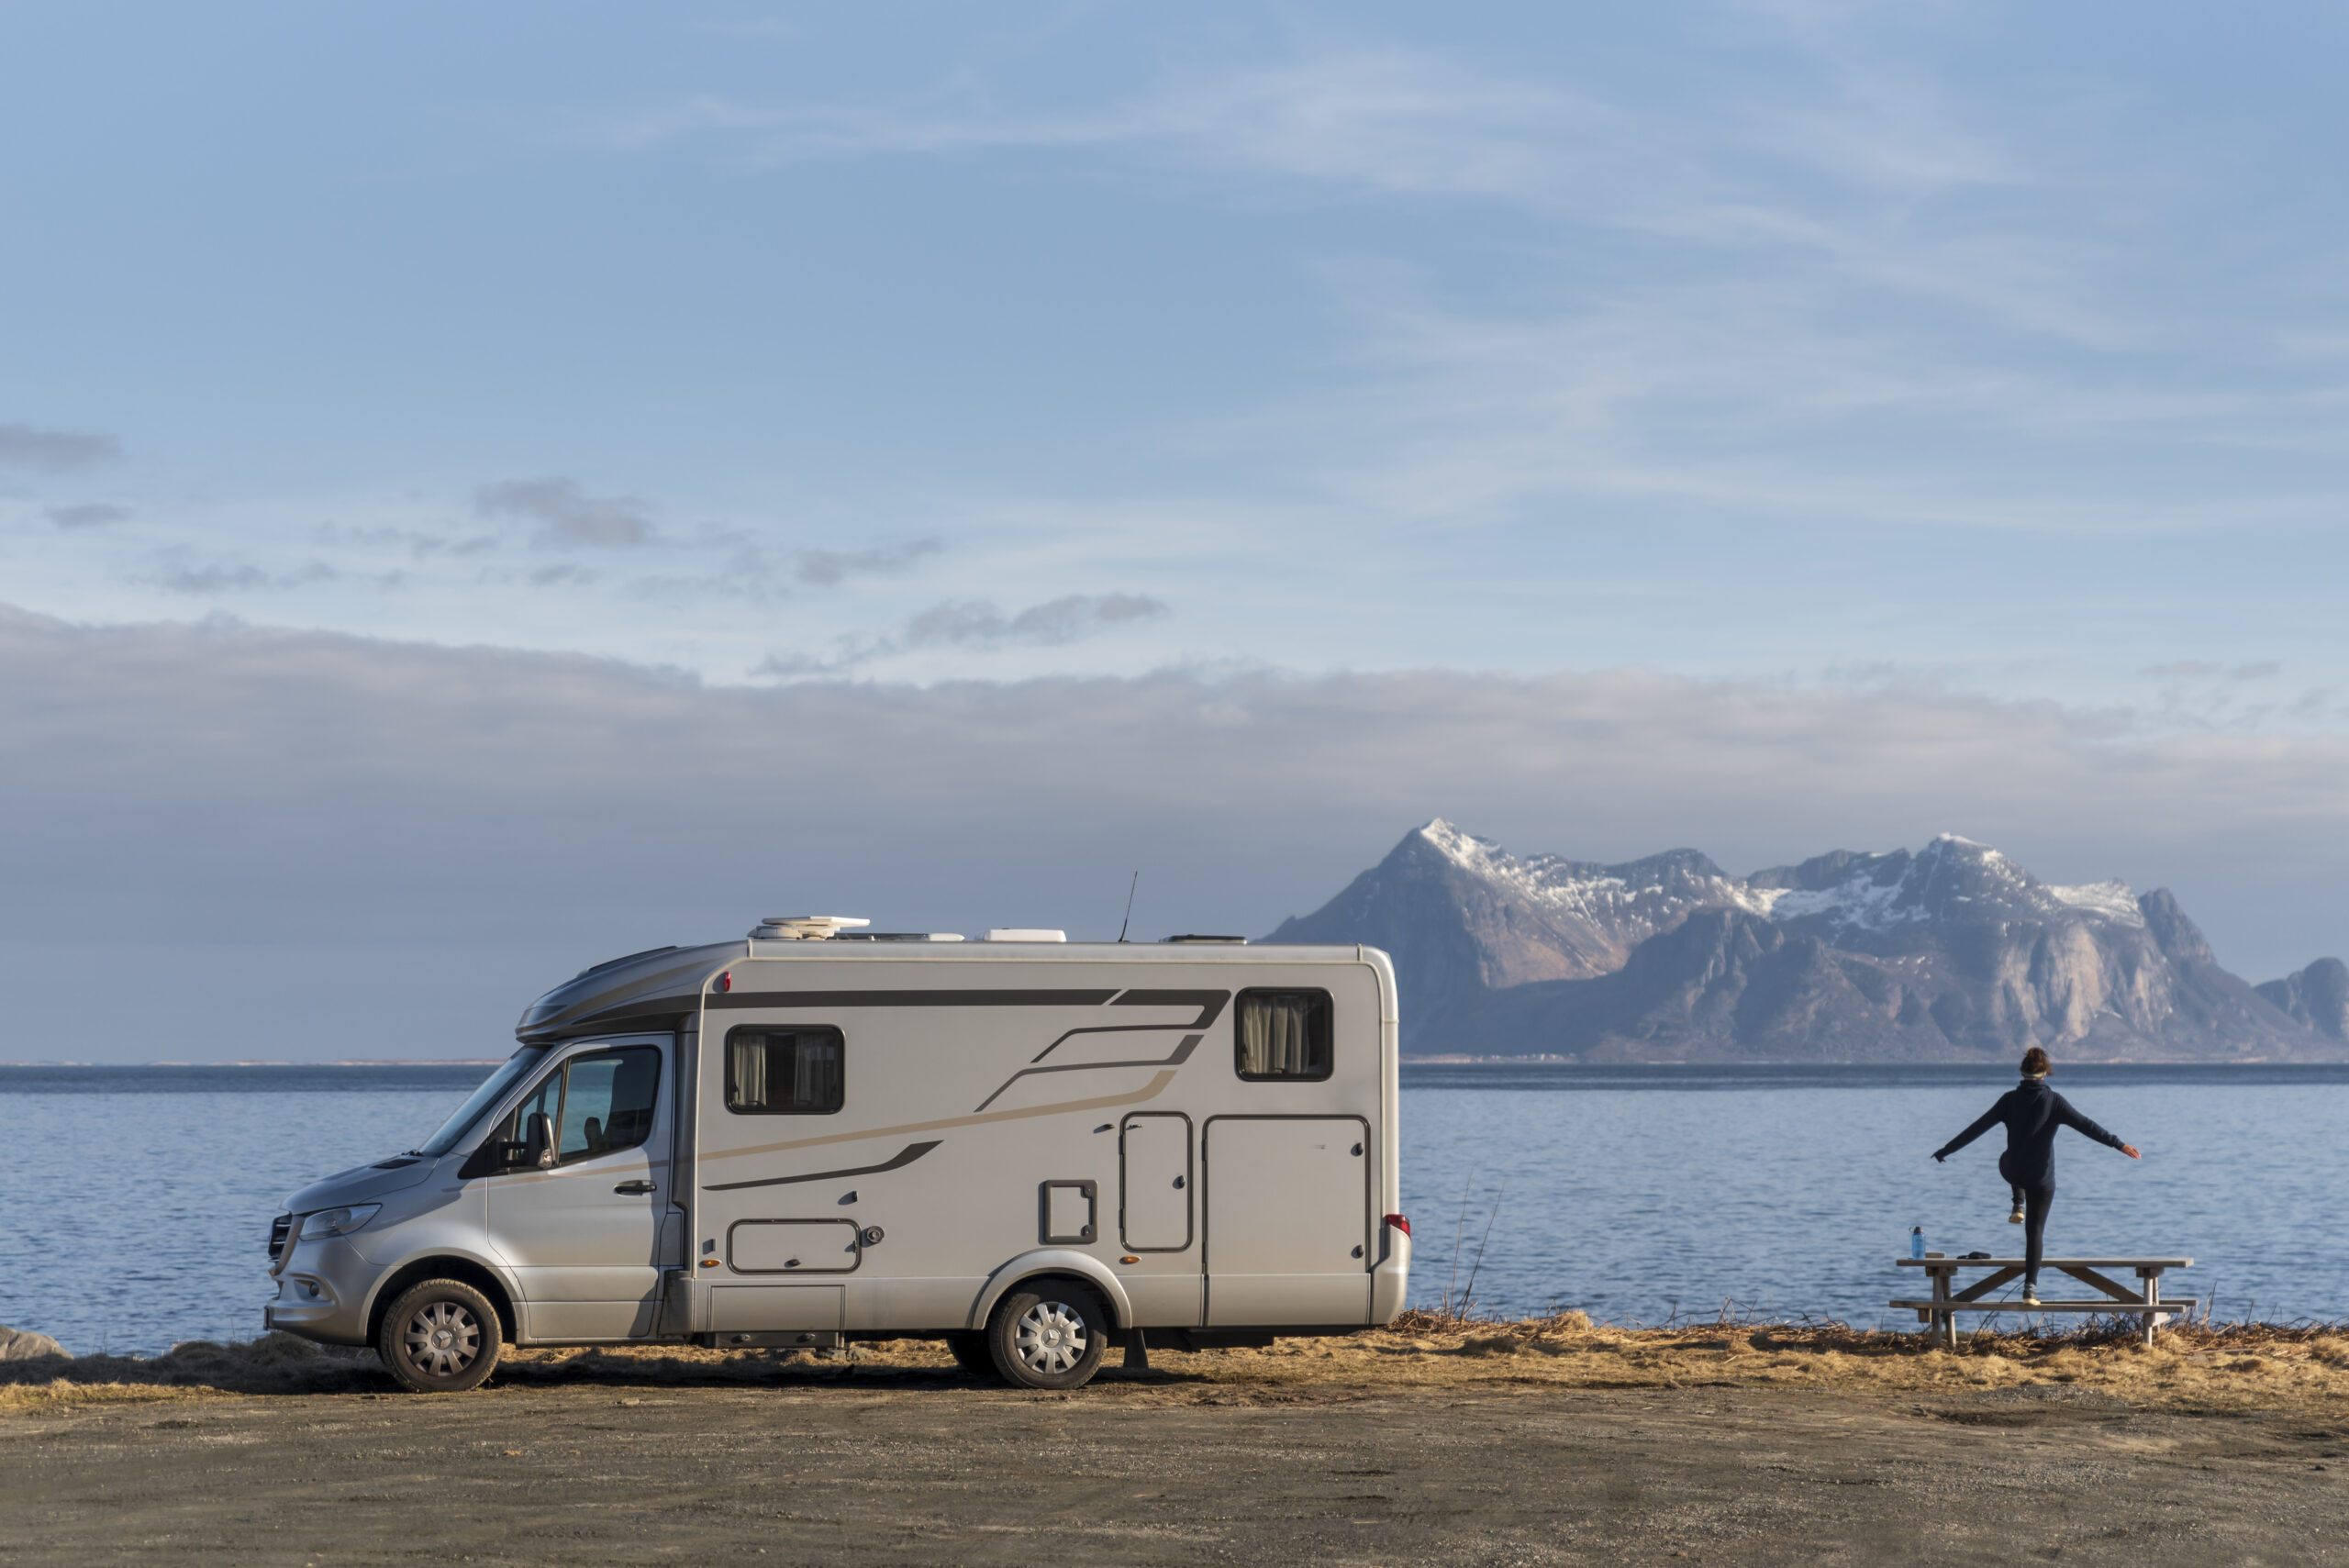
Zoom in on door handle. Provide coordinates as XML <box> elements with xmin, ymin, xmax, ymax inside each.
<box><xmin>613</xmin><ymin>1180</ymin><xmax>656</xmax><ymax>1195</ymax></box>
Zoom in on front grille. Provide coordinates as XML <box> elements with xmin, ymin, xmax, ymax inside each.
<box><xmin>269</xmin><ymin>1213</ymin><xmax>292</xmax><ymax>1261</ymax></box>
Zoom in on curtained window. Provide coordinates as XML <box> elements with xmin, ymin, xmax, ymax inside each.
<box><xmin>725</xmin><ymin>1027</ymin><xmax>846</xmax><ymax>1114</ymax></box>
<box><xmin>1235</xmin><ymin>990</ymin><xmax>1333</xmax><ymax>1081</ymax></box>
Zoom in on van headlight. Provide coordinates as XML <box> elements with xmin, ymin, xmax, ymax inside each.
<box><xmin>301</xmin><ymin>1204</ymin><xmax>381</xmax><ymax>1239</ymax></box>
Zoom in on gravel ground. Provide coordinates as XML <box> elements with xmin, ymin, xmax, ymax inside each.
<box><xmin>4</xmin><ymin>1351</ymin><xmax>2348</xmax><ymax>1565</ymax></box>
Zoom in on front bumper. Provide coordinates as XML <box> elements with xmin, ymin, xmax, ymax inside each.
<box><xmin>263</xmin><ymin>1236</ymin><xmax>375</xmax><ymax>1346</ymax></box>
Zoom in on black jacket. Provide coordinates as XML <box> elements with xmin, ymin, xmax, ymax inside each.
<box><xmin>1935</xmin><ymin>1078</ymin><xmax>2126</xmax><ymax>1188</ymax></box>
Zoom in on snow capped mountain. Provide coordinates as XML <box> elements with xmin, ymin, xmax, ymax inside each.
<box><xmin>1745</xmin><ymin>833</ymin><xmax>2150</xmax><ymax>940</ymax></box>
<box><xmin>1263</xmin><ymin>818</ymin><xmax>1763</xmax><ymax>1022</ymax></box>
<box><xmin>1265</xmin><ymin>821</ymin><xmax>2341</xmax><ymax>1063</ymax></box>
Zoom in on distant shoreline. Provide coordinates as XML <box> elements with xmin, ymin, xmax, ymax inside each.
<box><xmin>1398</xmin><ymin>1054</ymin><xmax>2349</xmax><ymax>1067</ymax></box>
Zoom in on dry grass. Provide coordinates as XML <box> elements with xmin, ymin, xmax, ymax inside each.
<box><xmin>6</xmin><ymin>1314</ymin><xmax>2348</xmax><ymax>1414</ymax></box>
<box><xmin>1357</xmin><ymin>1308</ymin><xmax>2349</xmax><ymax>1410</ymax></box>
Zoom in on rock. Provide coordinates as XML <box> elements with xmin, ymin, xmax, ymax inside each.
<box><xmin>0</xmin><ymin>1324</ymin><xmax>71</xmax><ymax>1361</ymax></box>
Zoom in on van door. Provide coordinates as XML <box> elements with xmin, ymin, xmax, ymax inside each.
<box><xmin>484</xmin><ymin>1041</ymin><xmax>670</xmax><ymax>1340</ymax></box>
<box><xmin>1119</xmin><ymin>1113</ymin><xmax>1192</xmax><ymax>1251</ymax></box>
<box><xmin>1116</xmin><ymin>1112</ymin><xmax>1203</xmax><ymax>1325</ymax></box>
<box><xmin>1203</xmin><ymin>1116</ymin><xmax>1371</xmax><ymax>1326</ymax></box>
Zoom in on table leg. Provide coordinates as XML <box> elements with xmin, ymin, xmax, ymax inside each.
<box><xmin>1934</xmin><ymin>1266</ymin><xmax>1954</xmax><ymax>1350</ymax></box>
<box><xmin>2140</xmin><ymin>1269</ymin><xmax>2162</xmax><ymax>1347</ymax></box>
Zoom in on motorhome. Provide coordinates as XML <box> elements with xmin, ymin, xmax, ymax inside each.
<box><xmin>265</xmin><ymin>918</ymin><xmax>1411</xmax><ymax>1392</ymax></box>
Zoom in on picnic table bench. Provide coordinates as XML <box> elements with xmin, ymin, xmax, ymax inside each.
<box><xmin>1893</xmin><ymin>1256</ymin><xmax>2194</xmax><ymax>1348</ymax></box>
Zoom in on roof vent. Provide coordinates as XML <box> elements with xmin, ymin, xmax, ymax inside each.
<box><xmin>751</xmin><ymin>916</ymin><xmax>871</xmax><ymax>940</ymax></box>
<box><xmin>985</xmin><ymin>929</ymin><xmax>1066</xmax><ymax>942</ymax></box>
<box><xmin>834</xmin><ymin>932</ymin><xmax>967</xmax><ymax>942</ymax></box>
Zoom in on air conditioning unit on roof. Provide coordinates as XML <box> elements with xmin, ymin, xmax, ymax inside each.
<box><xmin>750</xmin><ymin>916</ymin><xmax>871</xmax><ymax>940</ymax></box>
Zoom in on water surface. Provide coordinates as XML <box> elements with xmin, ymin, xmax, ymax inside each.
<box><xmin>4</xmin><ymin>1062</ymin><xmax>2337</xmax><ymax>1354</ymax></box>
<box><xmin>1400</xmin><ymin>1062</ymin><xmax>2349</xmax><ymax>1329</ymax></box>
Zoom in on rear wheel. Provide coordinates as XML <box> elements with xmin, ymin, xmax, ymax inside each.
<box><xmin>986</xmin><ymin>1281</ymin><xmax>1109</xmax><ymax>1391</ymax></box>
<box><xmin>942</xmin><ymin>1331</ymin><xmax>996</xmax><ymax>1378</ymax></box>
<box><xmin>377</xmin><ymin>1279</ymin><xmax>502</xmax><ymax>1394</ymax></box>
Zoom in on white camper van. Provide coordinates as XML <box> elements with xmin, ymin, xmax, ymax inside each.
<box><xmin>265</xmin><ymin>919</ymin><xmax>1411</xmax><ymax>1392</ymax></box>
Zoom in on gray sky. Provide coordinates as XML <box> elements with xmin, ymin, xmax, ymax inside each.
<box><xmin>5</xmin><ymin>4</ymin><xmax>2347</xmax><ymax>1057</ymax></box>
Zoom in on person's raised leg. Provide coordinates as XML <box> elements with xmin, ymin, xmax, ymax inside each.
<box><xmin>2021</xmin><ymin>1183</ymin><xmax>2053</xmax><ymax>1304</ymax></box>
<box><xmin>2009</xmin><ymin>1184</ymin><xmax>2026</xmax><ymax>1224</ymax></box>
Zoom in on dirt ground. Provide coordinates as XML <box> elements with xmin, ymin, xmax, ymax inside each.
<box><xmin>6</xmin><ymin>1316</ymin><xmax>2349</xmax><ymax>1564</ymax></box>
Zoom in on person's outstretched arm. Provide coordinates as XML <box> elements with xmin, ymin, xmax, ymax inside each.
<box><xmin>2054</xmin><ymin>1093</ymin><xmax>2142</xmax><ymax>1159</ymax></box>
<box><xmin>1932</xmin><ymin>1101</ymin><xmax>2004</xmax><ymax>1162</ymax></box>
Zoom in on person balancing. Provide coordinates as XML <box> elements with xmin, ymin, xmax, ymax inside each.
<box><xmin>1932</xmin><ymin>1048</ymin><xmax>2142</xmax><ymax>1306</ymax></box>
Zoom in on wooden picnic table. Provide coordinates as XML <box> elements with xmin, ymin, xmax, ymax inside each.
<box><xmin>1892</xmin><ymin>1256</ymin><xmax>2194</xmax><ymax>1348</ymax></box>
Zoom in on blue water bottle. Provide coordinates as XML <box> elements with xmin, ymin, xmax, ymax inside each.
<box><xmin>1910</xmin><ymin>1226</ymin><xmax>1925</xmax><ymax>1261</ymax></box>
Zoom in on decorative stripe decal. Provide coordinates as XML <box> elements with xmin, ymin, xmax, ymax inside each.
<box><xmin>708</xmin><ymin>988</ymin><xmax>1119</xmax><ymax>1011</ymax></box>
<box><xmin>705</xmin><ymin>1140</ymin><xmax>941</xmax><ymax>1193</ymax></box>
<box><xmin>1110</xmin><ymin>990</ymin><xmax>1232</xmax><ymax>1029</ymax></box>
<box><xmin>701</xmin><ymin>1071</ymin><xmax>1181</xmax><ymax>1164</ymax></box>
<box><xmin>1023</xmin><ymin>990</ymin><xmax>1233</xmax><ymax>1064</ymax></box>
<box><xmin>975</xmin><ymin>1034</ymin><xmax>1205</xmax><ymax>1112</ymax></box>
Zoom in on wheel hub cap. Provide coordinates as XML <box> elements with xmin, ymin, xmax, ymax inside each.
<box><xmin>403</xmin><ymin>1301</ymin><xmax>481</xmax><ymax>1380</ymax></box>
<box><xmin>1013</xmin><ymin>1300</ymin><xmax>1088</xmax><ymax>1375</ymax></box>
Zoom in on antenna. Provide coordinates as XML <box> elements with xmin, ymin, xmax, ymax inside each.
<box><xmin>1116</xmin><ymin>872</ymin><xmax>1139</xmax><ymax>943</ymax></box>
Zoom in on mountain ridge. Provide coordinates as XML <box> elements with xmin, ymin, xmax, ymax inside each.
<box><xmin>1265</xmin><ymin>820</ymin><xmax>2344</xmax><ymax>1062</ymax></box>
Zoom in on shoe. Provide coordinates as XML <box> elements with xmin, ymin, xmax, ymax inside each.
<box><xmin>2008</xmin><ymin>1207</ymin><xmax>2025</xmax><ymax>1224</ymax></box>
<box><xmin>2021</xmin><ymin>1285</ymin><xmax>2041</xmax><ymax>1306</ymax></box>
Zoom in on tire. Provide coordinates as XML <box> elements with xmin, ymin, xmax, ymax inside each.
<box><xmin>986</xmin><ymin>1280</ymin><xmax>1109</xmax><ymax>1391</ymax></box>
<box><xmin>943</xmin><ymin>1331</ymin><xmax>996</xmax><ymax>1378</ymax></box>
<box><xmin>377</xmin><ymin>1279</ymin><xmax>502</xmax><ymax>1394</ymax></box>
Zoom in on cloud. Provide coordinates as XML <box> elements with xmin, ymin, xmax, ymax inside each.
<box><xmin>905</xmin><ymin>593</ymin><xmax>1169</xmax><ymax>648</ymax></box>
<box><xmin>759</xmin><ymin>592</ymin><xmax>1170</xmax><ymax>674</ymax></box>
<box><xmin>6</xmin><ymin>601</ymin><xmax>2346</xmax><ymax>1047</ymax></box>
<box><xmin>147</xmin><ymin>561</ymin><xmax>343</xmax><ymax>595</ymax></box>
<box><xmin>606</xmin><ymin>52</ymin><xmax>1594</xmax><ymax>206</ymax></box>
<box><xmin>0</xmin><ymin>423</ymin><xmax>119</xmax><ymax>473</ymax></box>
<box><xmin>793</xmin><ymin>538</ymin><xmax>944</xmax><ymax>586</ymax></box>
<box><xmin>2143</xmin><ymin>662</ymin><xmax>2281</xmax><ymax>682</ymax></box>
<box><xmin>625</xmin><ymin>538</ymin><xmax>943</xmax><ymax>604</ymax></box>
<box><xmin>316</xmin><ymin>523</ymin><xmax>496</xmax><ymax>560</ymax></box>
<box><xmin>475</xmin><ymin>477</ymin><xmax>658</xmax><ymax>548</ymax></box>
<box><xmin>47</xmin><ymin>503</ymin><xmax>131</xmax><ymax>528</ymax></box>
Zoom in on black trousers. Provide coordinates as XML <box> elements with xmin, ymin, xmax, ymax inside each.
<box><xmin>2003</xmin><ymin>1170</ymin><xmax>2055</xmax><ymax>1286</ymax></box>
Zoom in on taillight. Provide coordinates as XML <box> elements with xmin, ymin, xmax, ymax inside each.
<box><xmin>1383</xmin><ymin>1213</ymin><xmax>1410</xmax><ymax>1237</ymax></box>
<box><xmin>716</xmin><ymin>971</ymin><xmax>731</xmax><ymax>994</ymax></box>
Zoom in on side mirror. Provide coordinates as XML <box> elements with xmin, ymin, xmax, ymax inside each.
<box><xmin>525</xmin><ymin>1111</ymin><xmax>556</xmax><ymax>1170</ymax></box>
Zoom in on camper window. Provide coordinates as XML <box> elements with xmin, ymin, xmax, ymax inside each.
<box><xmin>1234</xmin><ymin>989</ymin><xmax>1333</xmax><ymax>1080</ymax></box>
<box><xmin>725</xmin><ymin>1026</ymin><xmax>846</xmax><ymax>1115</ymax></box>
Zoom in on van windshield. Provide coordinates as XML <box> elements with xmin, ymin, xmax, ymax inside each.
<box><xmin>412</xmin><ymin>1048</ymin><xmax>551</xmax><ymax>1156</ymax></box>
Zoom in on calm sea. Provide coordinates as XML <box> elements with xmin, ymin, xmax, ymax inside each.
<box><xmin>4</xmin><ymin>1062</ymin><xmax>2341</xmax><ymax>1355</ymax></box>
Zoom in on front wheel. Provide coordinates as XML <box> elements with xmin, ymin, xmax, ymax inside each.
<box><xmin>986</xmin><ymin>1281</ymin><xmax>1109</xmax><ymax>1391</ymax></box>
<box><xmin>377</xmin><ymin>1279</ymin><xmax>502</xmax><ymax>1394</ymax></box>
